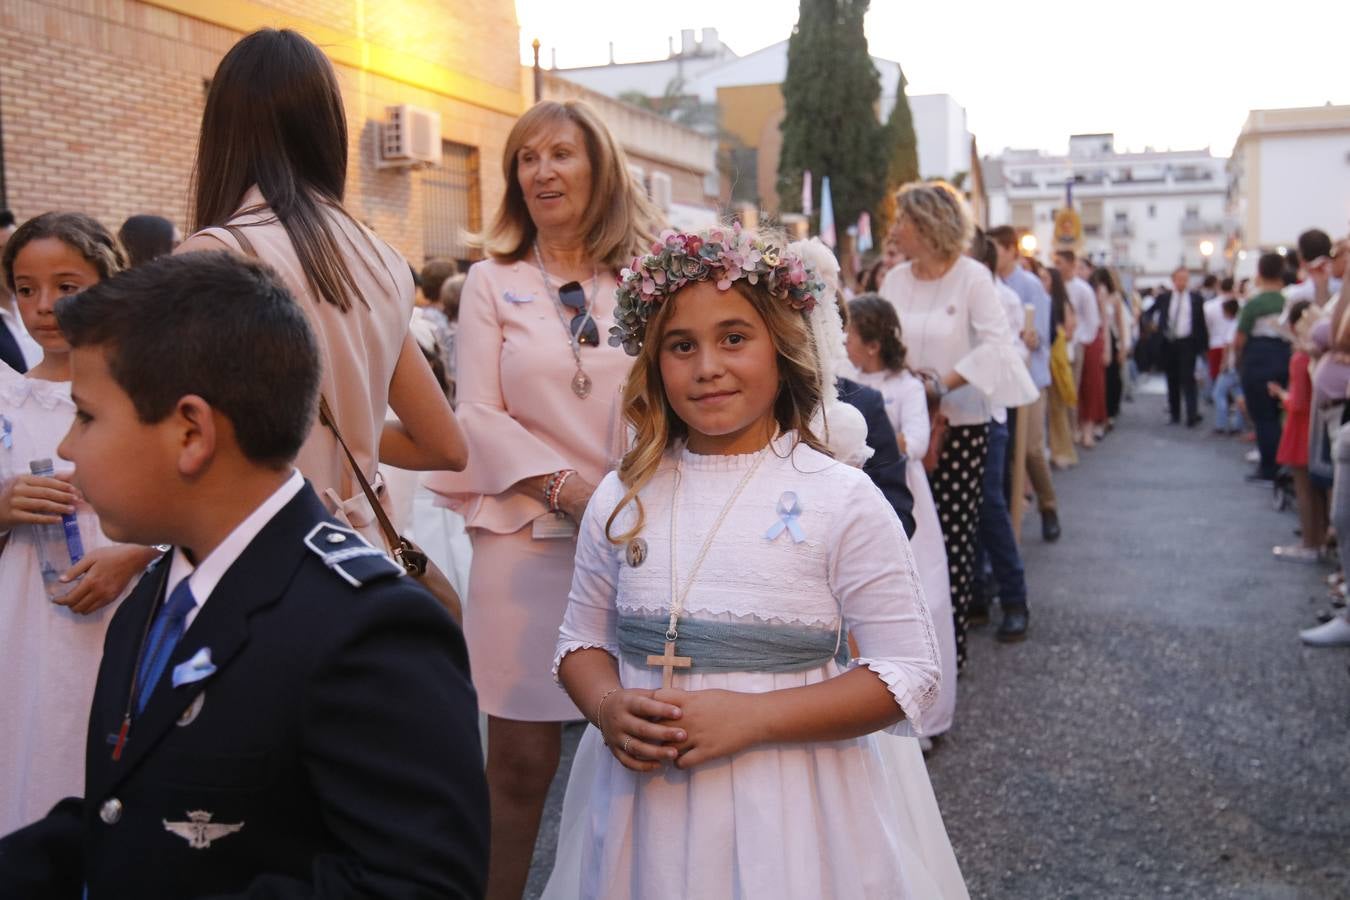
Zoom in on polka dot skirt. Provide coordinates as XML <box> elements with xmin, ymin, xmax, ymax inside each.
<box><xmin>929</xmin><ymin>423</ymin><xmax>989</xmax><ymax>671</ymax></box>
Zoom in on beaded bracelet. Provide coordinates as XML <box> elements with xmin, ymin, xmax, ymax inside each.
<box><xmin>545</xmin><ymin>469</ymin><xmax>576</xmax><ymax>514</ymax></box>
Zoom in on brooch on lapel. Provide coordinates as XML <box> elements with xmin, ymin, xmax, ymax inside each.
<box><xmin>625</xmin><ymin>537</ymin><xmax>648</xmax><ymax>568</ymax></box>
<box><xmin>172</xmin><ymin>647</ymin><xmax>216</xmax><ymax>688</ymax></box>
<box><xmin>764</xmin><ymin>492</ymin><xmax>806</xmax><ymax>543</ymax></box>
<box><xmin>504</xmin><ymin>290</ymin><xmax>535</xmax><ymax>304</ymax></box>
<box><xmin>0</xmin><ymin>415</ymin><xmax>12</xmax><ymax>450</ymax></box>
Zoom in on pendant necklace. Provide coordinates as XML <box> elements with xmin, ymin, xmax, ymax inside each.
<box><xmin>648</xmin><ymin>444</ymin><xmax>769</xmax><ymax>689</ymax></box>
<box><xmin>533</xmin><ymin>241</ymin><xmax>598</xmax><ymax>399</ymax></box>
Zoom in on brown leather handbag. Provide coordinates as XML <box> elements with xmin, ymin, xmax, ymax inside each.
<box><xmin>319</xmin><ymin>396</ymin><xmax>463</xmax><ymax>624</ymax></box>
<box><xmin>916</xmin><ymin>370</ymin><xmax>949</xmax><ymax>474</ymax></box>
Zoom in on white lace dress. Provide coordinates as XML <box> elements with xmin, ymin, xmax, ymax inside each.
<box><xmin>0</xmin><ymin>370</ymin><xmax>127</xmax><ymax>832</ymax></box>
<box><xmin>546</xmin><ymin>435</ymin><xmax>968</xmax><ymax>899</ymax></box>
<box><xmin>848</xmin><ymin>368</ymin><xmax>957</xmax><ymax>735</ymax></box>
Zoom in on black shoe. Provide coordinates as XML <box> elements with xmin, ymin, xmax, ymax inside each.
<box><xmin>996</xmin><ymin>607</ymin><xmax>1029</xmax><ymax>642</ymax></box>
<box><xmin>1245</xmin><ymin>471</ymin><xmax>1276</xmax><ymax>483</ymax></box>
<box><xmin>1041</xmin><ymin>510</ymin><xmax>1061</xmax><ymax>542</ymax></box>
<box><xmin>966</xmin><ymin>604</ymin><xmax>991</xmax><ymax>627</ymax></box>
<box><xmin>1186</xmin><ymin>414</ymin><xmax>1203</xmax><ymax>428</ymax></box>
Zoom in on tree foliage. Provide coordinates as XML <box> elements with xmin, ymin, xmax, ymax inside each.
<box><xmin>777</xmin><ymin>0</ymin><xmax>886</xmax><ymax>233</ymax></box>
<box><xmin>878</xmin><ymin>68</ymin><xmax>920</xmax><ymax>234</ymax></box>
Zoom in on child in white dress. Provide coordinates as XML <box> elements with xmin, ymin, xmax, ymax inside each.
<box><xmin>0</xmin><ymin>213</ymin><xmax>159</xmax><ymax>832</ymax></box>
<box><xmin>844</xmin><ymin>294</ymin><xmax>958</xmax><ymax>737</ymax></box>
<box><xmin>547</xmin><ymin>226</ymin><xmax>966</xmax><ymax>899</ymax></box>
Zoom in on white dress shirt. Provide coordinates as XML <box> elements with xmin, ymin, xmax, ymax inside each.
<box><xmin>168</xmin><ymin>469</ymin><xmax>306</xmax><ymax>630</ymax></box>
<box><xmin>1068</xmin><ymin>277</ymin><xmax>1100</xmax><ymax>346</ymax></box>
<box><xmin>1170</xmin><ymin>290</ymin><xmax>1193</xmax><ymax>340</ymax></box>
<box><xmin>1204</xmin><ymin>296</ymin><xmax>1231</xmax><ymax>349</ymax></box>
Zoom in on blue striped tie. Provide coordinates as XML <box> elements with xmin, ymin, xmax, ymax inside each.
<box><xmin>134</xmin><ymin>580</ymin><xmax>197</xmax><ymax>716</ymax></box>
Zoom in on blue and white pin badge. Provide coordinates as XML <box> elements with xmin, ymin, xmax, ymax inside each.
<box><xmin>504</xmin><ymin>290</ymin><xmax>536</xmax><ymax>304</ymax></box>
<box><xmin>0</xmin><ymin>415</ymin><xmax>12</xmax><ymax>450</ymax></box>
<box><xmin>764</xmin><ymin>491</ymin><xmax>806</xmax><ymax>543</ymax></box>
<box><xmin>172</xmin><ymin>647</ymin><xmax>217</xmax><ymax>688</ymax></box>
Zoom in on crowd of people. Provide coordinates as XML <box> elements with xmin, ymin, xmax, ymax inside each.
<box><xmin>1129</xmin><ymin>228</ymin><xmax>1350</xmax><ymax>649</ymax></box>
<box><xmin>0</xmin><ymin>24</ymin><xmax>1194</xmax><ymax>900</ymax></box>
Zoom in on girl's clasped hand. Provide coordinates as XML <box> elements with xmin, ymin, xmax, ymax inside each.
<box><xmin>597</xmin><ymin>687</ymin><xmax>768</xmax><ymax>771</ymax></box>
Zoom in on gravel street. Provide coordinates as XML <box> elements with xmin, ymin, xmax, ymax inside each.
<box><xmin>526</xmin><ymin>377</ymin><xmax>1350</xmax><ymax>899</ymax></box>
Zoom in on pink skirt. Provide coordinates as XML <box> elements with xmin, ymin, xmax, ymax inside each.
<box><xmin>465</xmin><ymin>526</ymin><xmax>584</xmax><ymax>722</ymax></box>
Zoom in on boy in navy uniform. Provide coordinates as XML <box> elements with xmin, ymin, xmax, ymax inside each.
<box><xmin>0</xmin><ymin>251</ymin><xmax>489</xmax><ymax>898</ymax></box>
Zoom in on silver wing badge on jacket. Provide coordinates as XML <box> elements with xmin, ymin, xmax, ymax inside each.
<box><xmin>162</xmin><ymin>810</ymin><xmax>245</xmax><ymax>849</ymax></box>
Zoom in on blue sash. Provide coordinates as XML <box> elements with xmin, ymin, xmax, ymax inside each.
<box><xmin>617</xmin><ymin>613</ymin><xmax>844</xmax><ymax>673</ymax></box>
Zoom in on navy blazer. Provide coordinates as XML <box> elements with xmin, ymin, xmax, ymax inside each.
<box><xmin>0</xmin><ymin>484</ymin><xmax>489</xmax><ymax>899</ymax></box>
<box><xmin>837</xmin><ymin>376</ymin><xmax>917</xmax><ymax>538</ymax></box>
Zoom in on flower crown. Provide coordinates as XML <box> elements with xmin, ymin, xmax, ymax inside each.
<box><xmin>609</xmin><ymin>224</ymin><xmax>825</xmax><ymax>355</ymax></box>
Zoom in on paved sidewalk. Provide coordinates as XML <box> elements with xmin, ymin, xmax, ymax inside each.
<box><xmin>526</xmin><ymin>381</ymin><xmax>1350</xmax><ymax>898</ymax></box>
<box><xmin>928</xmin><ymin>383</ymin><xmax>1349</xmax><ymax>898</ymax></box>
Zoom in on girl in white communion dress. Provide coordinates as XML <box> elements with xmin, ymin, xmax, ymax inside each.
<box><xmin>544</xmin><ymin>226</ymin><xmax>968</xmax><ymax>900</ymax></box>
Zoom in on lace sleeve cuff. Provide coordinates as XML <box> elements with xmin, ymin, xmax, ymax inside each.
<box><xmin>849</xmin><ymin>656</ymin><xmax>938</xmax><ymax>738</ymax></box>
<box><xmin>552</xmin><ymin>640</ymin><xmax>620</xmax><ymax>683</ymax></box>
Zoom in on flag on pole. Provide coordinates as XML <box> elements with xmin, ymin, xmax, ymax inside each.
<box><xmin>856</xmin><ymin>211</ymin><xmax>873</xmax><ymax>253</ymax></box>
<box><xmin>802</xmin><ymin>170</ymin><xmax>813</xmax><ymax>218</ymax></box>
<box><xmin>819</xmin><ymin>176</ymin><xmax>836</xmax><ymax>249</ymax></box>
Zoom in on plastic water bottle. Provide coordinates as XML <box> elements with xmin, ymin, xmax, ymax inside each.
<box><xmin>29</xmin><ymin>458</ymin><xmax>83</xmax><ymax>600</ymax></box>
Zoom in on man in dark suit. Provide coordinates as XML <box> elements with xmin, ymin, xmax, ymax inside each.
<box><xmin>0</xmin><ymin>252</ymin><xmax>488</xmax><ymax>898</ymax></box>
<box><xmin>1149</xmin><ymin>265</ymin><xmax>1209</xmax><ymax>426</ymax></box>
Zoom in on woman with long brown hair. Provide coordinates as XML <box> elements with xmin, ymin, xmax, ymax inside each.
<box><xmin>424</xmin><ymin>99</ymin><xmax>661</xmax><ymax>898</ymax></box>
<box><xmin>176</xmin><ymin>28</ymin><xmax>467</xmax><ymax>548</ymax></box>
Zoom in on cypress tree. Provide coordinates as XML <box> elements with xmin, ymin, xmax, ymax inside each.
<box><xmin>878</xmin><ymin>69</ymin><xmax>920</xmax><ymax>234</ymax></box>
<box><xmin>777</xmin><ymin>0</ymin><xmax>886</xmax><ymax>236</ymax></box>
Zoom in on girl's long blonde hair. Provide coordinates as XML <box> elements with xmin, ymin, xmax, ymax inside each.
<box><xmin>604</xmin><ymin>275</ymin><xmax>830</xmax><ymax>545</ymax></box>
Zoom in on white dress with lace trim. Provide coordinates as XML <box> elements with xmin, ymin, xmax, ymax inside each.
<box><xmin>547</xmin><ymin>435</ymin><xmax>967</xmax><ymax>900</ymax></box>
<box><xmin>0</xmin><ymin>368</ymin><xmax>130</xmax><ymax>834</ymax></box>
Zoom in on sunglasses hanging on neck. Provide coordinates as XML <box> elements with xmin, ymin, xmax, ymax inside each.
<box><xmin>558</xmin><ymin>281</ymin><xmax>600</xmax><ymax>346</ymax></box>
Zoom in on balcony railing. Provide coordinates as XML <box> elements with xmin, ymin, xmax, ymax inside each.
<box><xmin>1180</xmin><ymin>219</ymin><xmax>1223</xmax><ymax>235</ymax></box>
<box><xmin>1111</xmin><ymin>221</ymin><xmax>1135</xmax><ymax>237</ymax></box>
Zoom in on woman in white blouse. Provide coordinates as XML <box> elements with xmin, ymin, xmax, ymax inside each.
<box><xmin>880</xmin><ymin>182</ymin><xmax>1036</xmax><ymax>668</ymax></box>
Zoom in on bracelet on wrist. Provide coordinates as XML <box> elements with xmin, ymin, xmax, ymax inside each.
<box><xmin>545</xmin><ymin>469</ymin><xmax>576</xmax><ymax>514</ymax></box>
<box><xmin>595</xmin><ymin>686</ymin><xmax>620</xmax><ymax>743</ymax></box>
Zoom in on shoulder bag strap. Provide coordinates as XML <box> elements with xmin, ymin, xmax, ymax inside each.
<box><xmin>316</xmin><ymin>396</ymin><xmax>404</xmax><ymax>555</ymax></box>
<box><xmin>223</xmin><ymin>224</ymin><xmax>406</xmax><ymax>558</ymax></box>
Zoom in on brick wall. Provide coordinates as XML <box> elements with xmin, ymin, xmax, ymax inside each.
<box><xmin>0</xmin><ymin>0</ymin><xmax>521</xmax><ymax>264</ymax></box>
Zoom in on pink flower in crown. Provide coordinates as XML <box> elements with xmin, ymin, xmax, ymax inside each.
<box><xmin>686</xmin><ymin>235</ymin><xmax>704</xmax><ymax>255</ymax></box>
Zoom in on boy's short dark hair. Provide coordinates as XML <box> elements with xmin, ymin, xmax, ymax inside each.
<box><xmin>1257</xmin><ymin>251</ymin><xmax>1285</xmax><ymax>281</ymax></box>
<box><xmin>1202</xmin><ymin>274</ymin><xmax>1218</xmax><ymax>289</ymax></box>
<box><xmin>1297</xmin><ymin>228</ymin><xmax>1332</xmax><ymax>263</ymax></box>
<box><xmin>56</xmin><ymin>251</ymin><xmax>320</xmax><ymax>468</ymax></box>
<box><xmin>1220</xmin><ymin>276</ymin><xmax>1235</xmax><ymax>293</ymax></box>
<box><xmin>1055</xmin><ymin>249</ymin><xmax>1075</xmax><ymax>265</ymax></box>
<box><xmin>0</xmin><ymin>209</ymin><xmax>16</xmax><ymax>228</ymax></box>
<box><xmin>420</xmin><ymin>258</ymin><xmax>458</xmax><ymax>303</ymax></box>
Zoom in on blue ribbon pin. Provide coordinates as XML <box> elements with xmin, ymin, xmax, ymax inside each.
<box><xmin>764</xmin><ymin>491</ymin><xmax>806</xmax><ymax>543</ymax></box>
<box><xmin>1</xmin><ymin>415</ymin><xmax>12</xmax><ymax>450</ymax></box>
<box><xmin>172</xmin><ymin>647</ymin><xmax>217</xmax><ymax>688</ymax></box>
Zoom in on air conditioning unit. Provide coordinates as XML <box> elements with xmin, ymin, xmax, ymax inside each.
<box><xmin>378</xmin><ymin>104</ymin><xmax>442</xmax><ymax>169</ymax></box>
<box><xmin>649</xmin><ymin>171</ymin><xmax>673</xmax><ymax>212</ymax></box>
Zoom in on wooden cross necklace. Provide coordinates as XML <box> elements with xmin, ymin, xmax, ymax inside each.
<box><xmin>649</xmin><ymin>446</ymin><xmax>769</xmax><ymax>688</ymax></box>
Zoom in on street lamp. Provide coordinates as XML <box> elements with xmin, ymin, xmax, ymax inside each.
<box><xmin>1200</xmin><ymin>239</ymin><xmax>1214</xmax><ymax>272</ymax></box>
<box><xmin>1019</xmin><ymin>233</ymin><xmax>1038</xmax><ymax>256</ymax></box>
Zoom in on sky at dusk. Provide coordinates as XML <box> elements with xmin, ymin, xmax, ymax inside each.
<box><xmin>515</xmin><ymin>0</ymin><xmax>1350</xmax><ymax>157</ymax></box>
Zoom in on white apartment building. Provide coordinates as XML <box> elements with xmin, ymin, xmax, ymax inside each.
<box><xmin>1227</xmin><ymin>105</ymin><xmax>1350</xmax><ymax>259</ymax></box>
<box><xmin>986</xmin><ymin>134</ymin><xmax>1228</xmax><ymax>284</ymax></box>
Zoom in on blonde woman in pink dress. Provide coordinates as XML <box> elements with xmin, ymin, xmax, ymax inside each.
<box><xmin>426</xmin><ymin>99</ymin><xmax>660</xmax><ymax>900</ymax></box>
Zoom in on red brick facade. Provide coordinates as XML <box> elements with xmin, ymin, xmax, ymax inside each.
<box><xmin>0</xmin><ymin>0</ymin><xmax>523</xmax><ymax>266</ymax></box>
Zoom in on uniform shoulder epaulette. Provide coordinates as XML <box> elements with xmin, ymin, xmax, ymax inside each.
<box><xmin>303</xmin><ymin>522</ymin><xmax>404</xmax><ymax>588</ymax></box>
